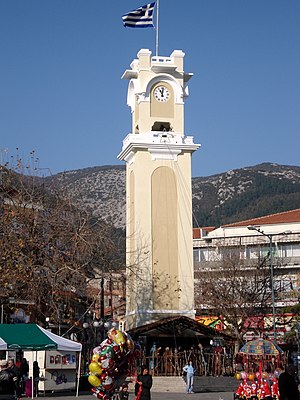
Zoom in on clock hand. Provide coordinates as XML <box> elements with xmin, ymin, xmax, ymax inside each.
<box><xmin>159</xmin><ymin>87</ymin><xmax>164</xmax><ymax>96</ymax></box>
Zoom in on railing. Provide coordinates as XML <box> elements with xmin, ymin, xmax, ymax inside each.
<box><xmin>136</xmin><ymin>352</ymin><xmax>234</xmax><ymax>377</ymax></box>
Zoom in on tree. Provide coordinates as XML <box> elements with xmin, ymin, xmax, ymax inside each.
<box><xmin>0</xmin><ymin>151</ymin><xmax>120</xmax><ymax>330</ymax></box>
<box><xmin>194</xmin><ymin>246</ymin><xmax>273</xmax><ymax>352</ymax></box>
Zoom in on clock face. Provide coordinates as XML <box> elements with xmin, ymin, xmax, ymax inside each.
<box><xmin>154</xmin><ymin>85</ymin><xmax>170</xmax><ymax>102</ymax></box>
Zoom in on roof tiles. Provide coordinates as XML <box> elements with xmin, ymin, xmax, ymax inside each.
<box><xmin>223</xmin><ymin>208</ymin><xmax>300</xmax><ymax>228</ymax></box>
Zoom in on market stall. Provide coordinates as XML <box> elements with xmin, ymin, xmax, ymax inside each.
<box><xmin>239</xmin><ymin>338</ymin><xmax>284</xmax><ymax>372</ymax></box>
<box><xmin>0</xmin><ymin>324</ymin><xmax>82</xmax><ymax>398</ymax></box>
<box><xmin>234</xmin><ymin>338</ymin><xmax>284</xmax><ymax>399</ymax></box>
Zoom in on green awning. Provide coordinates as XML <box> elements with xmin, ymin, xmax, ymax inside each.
<box><xmin>0</xmin><ymin>324</ymin><xmax>57</xmax><ymax>350</ymax></box>
<box><xmin>0</xmin><ymin>324</ymin><xmax>82</xmax><ymax>352</ymax></box>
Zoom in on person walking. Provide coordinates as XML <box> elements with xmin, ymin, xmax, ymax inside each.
<box><xmin>278</xmin><ymin>364</ymin><xmax>299</xmax><ymax>400</ymax></box>
<box><xmin>183</xmin><ymin>360</ymin><xmax>195</xmax><ymax>394</ymax></box>
<box><xmin>135</xmin><ymin>366</ymin><xmax>152</xmax><ymax>400</ymax></box>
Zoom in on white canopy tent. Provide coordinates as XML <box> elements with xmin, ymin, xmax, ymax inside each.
<box><xmin>0</xmin><ymin>324</ymin><xmax>82</xmax><ymax>397</ymax></box>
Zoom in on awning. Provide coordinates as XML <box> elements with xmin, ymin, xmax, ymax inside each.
<box><xmin>127</xmin><ymin>315</ymin><xmax>233</xmax><ymax>341</ymax></box>
<box><xmin>0</xmin><ymin>324</ymin><xmax>82</xmax><ymax>351</ymax></box>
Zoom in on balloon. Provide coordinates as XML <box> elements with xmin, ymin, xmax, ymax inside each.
<box><xmin>248</xmin><ymin>372</ymin><xmax>255</xmax><ymax>381</ymax></box>
<box><xmin>88</xmin><ymin>374</ymin><xmax>101</xmax><ymax>387</ymax></box>
<box><xmin>88</xmin><ymin>328</ymin><xmax>139</xmax><ymax>399</ymax></box>
<box><xmin>92</xmin><ymin>353</ymin><xmax>100</xmax><ymax>362</ymax></box>
<box><xmin>89</xmin><ymin>362</ymin><xmax>102</xmax><ymax>375</ymax></box>
<box><xmin>123</xmin><ymin>332</ymin><xmax>134</xmax><ymax>352</ymax></box>
<box><xmin>100</xmin><ymin>345</ymin><xmax>115</xmax><ymax>359</ymax></box>
<box><xmin>112</xmin><ymin>344</ymin><xmax>121</xmax><ymax>355</ymax></box>
<box><xmin>108</xmin><ymin>328</ymin><xmax>126</xmax><ymax>346</ymax></box>
<box><xmin>241</xmin><ymin>372</ymin><xmax>248</xmax><ymax>380</ymax></box>
<box><xmin>235</xmin><ymin>372</ymin><xmax>241</xmax><ymax>380</ymax></box>
<box><xmin>101</xmin><ymin>338</ymin><xmax>113</xmax><ymax>347</ymax></box>
<box><xmin>115</xmin><ymin>330</ymin><xmax>126</xmax><ymax>345</ymax></box>
<box><xmin>100</xmin><ymin>372</ymin><xmax>114</xmax><ymax>391</ymax></box>
<box><xmin>262</xmin><ymin>371</ymin><xmax>268</xmax><ymax>380</ymax></box>
<box><xmin>93</xmin><ymin>345</ymin><xmax>101</xmax><ymax>353</ymax></box>
<box><xmin>107</xmin><ymin>328</ymin><xmax>115</xmax><ymax>340</ymax></box>
<box><xmin>122</xmin><ymin>331</ymin><xmax>128</xmax><ymax>343</ymax></box>
<box><xmin>100</xmin><ymin>355</ymin><xmax>115</xmax><ymax>371</ymax></box>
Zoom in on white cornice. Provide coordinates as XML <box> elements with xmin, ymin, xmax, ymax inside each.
<box><xmin>117</xmin><ymin>132</ymin><xmax>200</xmax><ymax>162</ymax></box>
<box><xmin>121</xmin><ymin>70</ymin><xmax>138</xmax><ymax>80</ymax></box>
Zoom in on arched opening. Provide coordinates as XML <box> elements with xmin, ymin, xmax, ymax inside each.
<box><xmin>151</xmin><ymin>121</ymin><xmax>172</xmax><ymax>132</ymax></box>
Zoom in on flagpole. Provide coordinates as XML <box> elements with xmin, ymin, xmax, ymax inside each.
<box><xmin>155</xmin><ymin>0</ymin><xmax>159</xmax><ymax>56</ymax></box>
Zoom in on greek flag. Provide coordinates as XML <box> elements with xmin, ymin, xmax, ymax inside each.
<box><xmin>122</xmin><ymin>2</ymin><xmax>156</xmax><ymax>28</ymax></box>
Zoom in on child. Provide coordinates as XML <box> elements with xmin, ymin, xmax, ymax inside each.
<box><xmin>119</xmin><ymin>383</ymin><xmax>129</xmax><ymax>400</ymax></box>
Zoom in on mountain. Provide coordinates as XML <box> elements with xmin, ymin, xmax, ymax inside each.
<box><xmin>47</xmin><ymin>163</ymin><xmax>300</xmax><ymax>229</ymax></box>
<box><xmin>192</xmin><ymin>163</ymin><xmax>300</xmax><ymax>227</ymax></box>
<box><xmin>46</xmin><ymin>165</ymin><xmax>126</xmax><ymax>228</ymax></box>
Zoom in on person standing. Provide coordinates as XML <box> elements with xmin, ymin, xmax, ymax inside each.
<box><xmin>19</xmin><ymin>358</ymin><xmax>29</xmax><ymax>395</ymax></box>
<box><xmin>149</xmin><ymin>343</ymin><xmax>156</xmax><ymax>372</ymax></box>
<box><xmin>0</xmin><ymin>360</ymin><xmax>10</xmax><ymax>395</ymax></box>
<box><xmin>135</xmin><ymin>366</ymin><xmax>152</xmax><ymax>400</ymax></box>
<box><xmin>6</xmin><ymin>359</ymin><xmax>21</xmax><ymax>400</ymax></box>
<box><xmin>119</xmin><ymin>383</ymin><xmax>129</xmax><ymax>400</ymax></box>
<box><xmin>183</xmin><ymin>360</ymin><xmax>195</xmax><ymax>394</ymax></box>
<box><xmin>278</xmin><ymin>364</ymin><xmax>299</xmax><ymax>400</ymax></box>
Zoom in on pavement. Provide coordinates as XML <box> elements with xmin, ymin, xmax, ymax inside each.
<box><xmin>1</xmin><ymin>389</ymin><xmax>235</xmax><ymax>400</ymax></box>
<box><xmin>0</xmin><ymin>376</ymin><xmax>237</xmax><ymax>400</ymax></box>
<box><xmin>0</xmin><ymin>392</ymin><xmax>233</xmax><ymax>400</ymax></box>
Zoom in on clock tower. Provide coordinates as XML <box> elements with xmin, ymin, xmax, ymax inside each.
<box><xmin>118</xmin><ymin>49</ymin><xmax>200</xmax><ymax>329</ymax></box>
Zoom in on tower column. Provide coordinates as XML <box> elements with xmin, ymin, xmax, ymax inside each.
<box><xmin>118</xmin><ymin>49</ymin><xmax>200</xmax><ymax>329</ymax></box>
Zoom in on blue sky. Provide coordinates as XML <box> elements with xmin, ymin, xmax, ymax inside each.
<box><xmin>0</xmin><ymin>0</ymin><xmax>299</xmax><ymax>178</ymax></box>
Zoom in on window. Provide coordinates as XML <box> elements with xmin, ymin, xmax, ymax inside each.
<box><xmin>279</xmin><ymin>243</ymin><xmax>300</xmax><ymax>258</ymax></box>
<box><xmin>193</xmin><ymin>249</ymin><xmax>200</xmax><ymax>263</ymax></box>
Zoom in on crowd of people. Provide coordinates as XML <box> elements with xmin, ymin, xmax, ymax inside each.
<box><xmin>111</xmin><ymin>366</ymin><xmax>153</xmax><ymax>400</ymax></box>
<box><xmin>0</xmin><ymin>358</ymin><xmax>40</xmax><ymax>399</ymax></box>
<box><xmin>146</xmin><ymin>343</ymin><xmax>233</xmax><ymax>377</ymax></box>
<box><xmin>0</xmin><ymin>358</ymin><xmax>24</xmax><ymax>399</ymax></box>
<box><xmin>234</xmin><ymin>364</ymin><xmax>300</xmax><ymax>400</ymax></box>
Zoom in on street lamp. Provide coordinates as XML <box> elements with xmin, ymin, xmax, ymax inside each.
<box><xmin>247</xmin><ymin>226</ymin><xmax>291</xmax><ymax>343</ymax></box>
<box><xmin>83</xmin><ymin>319</ymin><xmax>104</xmax><ymax>347</ymax></box>
<box><xmin>83</xmin><ymin>318</ymin><xmax>116</xmax><ymax>350</ymax></box>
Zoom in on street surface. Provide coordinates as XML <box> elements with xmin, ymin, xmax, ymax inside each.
<box><xmin>22</xmin><ymin>392</ymin><xmax>233</xmax><ymax>400</ymax></box>
<box><xmin>1</xmin><ymin>376</ymin><xmax>236</xmax><ymax>400</ymax></box>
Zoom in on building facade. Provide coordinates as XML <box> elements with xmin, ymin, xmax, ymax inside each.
<box><xmin>193</xmin><ymin>208</ymin><xmax>300</xmax><ymax>342</ymax></box>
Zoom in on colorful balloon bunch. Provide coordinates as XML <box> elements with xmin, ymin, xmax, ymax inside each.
<box><xmin>88</xmin><ymin>328</ymin><xmax>136</xmax><ymax>399</ymax></box>
<box><xmin>234</xmin><ymin>370</ymin><xmax>282</xmax><ymax>400</ymax></box>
